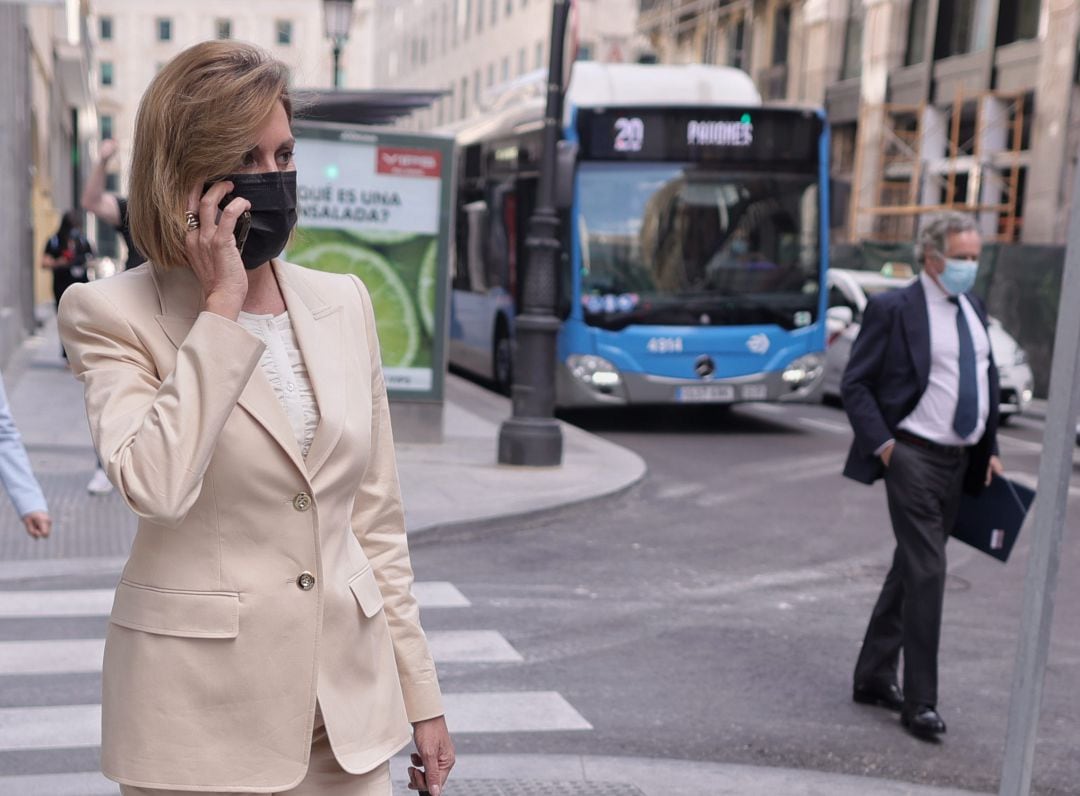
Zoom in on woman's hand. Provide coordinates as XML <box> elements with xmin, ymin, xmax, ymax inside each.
<box><xmin>21</xmin><ymin>511</ymin><xmax>51</xmax><ymax>539</ymax></box>
<box><xmin>408</xmin><ymin>715</ymin><xmax>454</xmax><ymax>796</ymax></box>
<box><xmin>185</xmin><ymin>182</ymin><xmax>251</xmax><ymax>321</ymax></box>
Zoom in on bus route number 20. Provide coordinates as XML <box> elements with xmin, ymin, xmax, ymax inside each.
<box><xmin>647</xmin><ymin>337</ymin><xmax>683</xmax><ymax>354</ymax></box>
<box><xmin>613</xmin><ymin>117</ymin><xmax>645</xmax><ymax>153</ymax></box>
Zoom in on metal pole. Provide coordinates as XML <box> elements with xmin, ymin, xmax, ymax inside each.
<box><xmin>998</xmin><ymin>149</ymin><xmax>1080</xmax><ymax>795</ymax></box>
<box><xmin>332</xmin><ymin>41</ymin><xmax>342</xmax><ymax>89</ymax></box>
<box><xmin>496</xmin><ymin>0</ymin><xmax>569</xmax><ymax>466</ymax></box>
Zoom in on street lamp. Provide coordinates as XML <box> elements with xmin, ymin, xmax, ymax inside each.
<box><xmin>496</xmin><ymin>0</ymin><xmax>571</xmax><ymax>467</ymax></box>
<box><xmin>323</xmin><ymin>0</ymin><xmax>355</xmax><ymax>89</ymax></box>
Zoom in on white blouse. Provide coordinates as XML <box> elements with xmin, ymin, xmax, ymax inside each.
<box><xmin>237</xmin><ymin>311</ymin><xmax>320</xmax><ymax>458</ymax></box>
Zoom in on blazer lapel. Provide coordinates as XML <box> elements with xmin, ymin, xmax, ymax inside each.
<box><xmin>151</xmin><ymin>264</ymin><xmax>309</xmax><ymax>480</ymax></box>
<box><xmin>273</xmin><ymin>260</ymin><xmax>346</xmax><ymax>480</ymax></box>
<box><xmin>901</xmin><ymin>279</ymin><xmax>931</xmax><ymax>394</ymax></box>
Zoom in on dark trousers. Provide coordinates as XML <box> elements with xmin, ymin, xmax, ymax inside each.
<box><xmin>853</xmin><ymin>438</ymin><xmax>968</xmax><ymax>708</ymax></box>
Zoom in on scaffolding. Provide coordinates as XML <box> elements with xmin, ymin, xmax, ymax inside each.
<box><xmin>849</xmin><ymin>88</ymin><xmax>1027</xmax><ymax>243</ymax></box>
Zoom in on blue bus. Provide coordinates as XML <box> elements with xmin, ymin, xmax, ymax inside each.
<box><xmin>447</xmin><ymin>62</ymin><xmax>829</xmax><ymax>407</ymax></box>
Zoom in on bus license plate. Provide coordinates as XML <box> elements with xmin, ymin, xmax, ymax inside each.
<box><xmin>677</xmin><ymin>385</ymin><xmax>736</xmax><ymax>403</ymax></box>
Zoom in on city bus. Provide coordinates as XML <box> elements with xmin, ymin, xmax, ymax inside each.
<box><xmin>446</xmin><ymin>62</ymin><xmax>830</xmax><ymax>406</ymax></box>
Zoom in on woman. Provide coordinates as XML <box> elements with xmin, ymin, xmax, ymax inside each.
<box><xmin>42</xmin><ymin>210</ymin><xmax>93</xmax><ymax>355</ymax></box>
<box><xmin>58</xmin><ymin>41</ymin><xmax>453</xmax><ymax>796</ymax></box>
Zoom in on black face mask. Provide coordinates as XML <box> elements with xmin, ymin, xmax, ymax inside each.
<box><xmin>217</xmin><ymin>171</ymin><xmax>297</xmax><ymax>270</ymax></box>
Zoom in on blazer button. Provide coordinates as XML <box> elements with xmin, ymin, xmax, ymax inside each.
<box><xmin>297</xmin><ymin>571</ymin><xmax>316</xmax><ymax>591</ymax></box>
<box><xmin>292</xmin><ymin>492</ymin><xmax>312</xmax><ymax>512</ymax></box>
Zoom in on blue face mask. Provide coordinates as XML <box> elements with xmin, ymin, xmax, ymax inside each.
<box><xmin>939</xmin><ymin>258</ymin><xmax>978</xmax><ymax>295</ymax></box>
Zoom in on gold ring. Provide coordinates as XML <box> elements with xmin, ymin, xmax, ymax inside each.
<box><xmin>184</xmin><ymin>211</ymin><xmax>200</xmax><ymax>231</ymax></box>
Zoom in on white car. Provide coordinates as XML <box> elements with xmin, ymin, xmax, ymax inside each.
<box><xmin>823</xmin><ymin>268</ymin><xmax>1034</xmax><ymax>423</ymax></box>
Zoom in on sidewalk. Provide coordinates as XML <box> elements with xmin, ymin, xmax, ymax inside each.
<box><xmin>0</xmin><ymin>316</ymin><xmax>989</xmax><ymax>796</ymax></box>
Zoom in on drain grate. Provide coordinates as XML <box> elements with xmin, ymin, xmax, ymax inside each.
<box><xmin>393</xmin><ymin>780</ymin><xmax>647</xmax><ymax>796</ymax></box>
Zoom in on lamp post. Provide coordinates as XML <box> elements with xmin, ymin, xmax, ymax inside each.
<box><xmin>322</xmin><ymin>0</ymin><xmax>355</xmax><ymax>89</ymax></box>
<box><xmin>496</xmin><ymin>0</ymin><xmax>571</xmax><ymax>467</ymax></box>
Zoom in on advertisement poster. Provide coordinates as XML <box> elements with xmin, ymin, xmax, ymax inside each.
<box><xmin>288</xmin><ymin>124</ymin><xmax>454</xmax><ymax>401</ymax></box>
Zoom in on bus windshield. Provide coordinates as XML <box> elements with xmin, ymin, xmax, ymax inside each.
<box><xmin>577</xmin><ymin>162</ymin><xmax>821</xmax><ymax>330</ymax></box>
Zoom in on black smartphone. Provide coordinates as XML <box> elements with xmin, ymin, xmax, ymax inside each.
<box><xmin>203</xmin><ymin>183</ymin><xmax>252</xmax><ymax>254</ymax></box>
<box><xmin>219</xmin><ymin>194</ymin><xmax>252</xmax><ymax>254</ymax></box>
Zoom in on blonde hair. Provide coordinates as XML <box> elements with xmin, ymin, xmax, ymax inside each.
<box><xmin>128</xmin><ymin>41</ymin><xmax>292</xmax><ymax>269</ymax></box>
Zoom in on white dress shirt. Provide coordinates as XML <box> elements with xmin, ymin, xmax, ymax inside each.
<box><xmin>897</xmin><ymin>272</ymin><xmax>991</xmax><ymax>447</ymax></box>
<box><xmin>237</xmin><ymin>311</ymin><xmax>320</xmax><ymax>458</ymax></box>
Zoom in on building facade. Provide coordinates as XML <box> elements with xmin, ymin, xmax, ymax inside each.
<box><xmin>0</xmin><ymin>0</ymin><xmax>95</xmax><ymax>363</ymax></box>
<box><xmin>638</xmin><ymin>0</ymin><xmax>1078</xmax><ymax>246</ymax></box>
<box><xmin>372</xmin><ymin>0</ymin><xmax>642</xmax><ymax>130</ymax></box>
<box><xmin>88</xmin><ymin>0</ymin><xmax>376</xmax><ymax>257</ymax></box>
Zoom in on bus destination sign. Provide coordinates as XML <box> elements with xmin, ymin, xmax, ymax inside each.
<box><xmin>579</xmin><ymin>107</ymin><xmax>821</xmax><ymax>166</ymax></box>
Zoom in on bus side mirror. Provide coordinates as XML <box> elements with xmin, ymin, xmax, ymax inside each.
<box><xmin>555</xmin><ymin>141</ymin><xmax>578</xmax><ymax>210</ymax></box>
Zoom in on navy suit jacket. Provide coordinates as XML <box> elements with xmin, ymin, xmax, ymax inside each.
<box><xmin>841</xmin><ymin>280</ymin><xmax>1000</xmax><ymax>496</ymax></box>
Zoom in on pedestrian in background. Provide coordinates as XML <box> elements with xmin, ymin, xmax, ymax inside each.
<box><xmin>841</xmin><ymin>211</ymin><xmax>1003</xmax><ymax>741</ymax></box>
<box><xmin>81</xmin><ymin>138</ymin><xmax>146</xmax><ymax>270</ymax></box>
<box><xmin>58</xmin><ymin>41</ymin><xmax>453</xmax><ymax>796</ymax></box>
<box><xmin>0</xmin><ymin>370</ymin><xmax>51</xmax><ymax>539</ymax></box>
<box><xmin>41</xmin><ymin>210</ymin><xmax>93</xmax><ymax>322</ymax></box>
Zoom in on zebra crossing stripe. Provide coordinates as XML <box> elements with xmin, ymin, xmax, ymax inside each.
<box><xmin>0</xmin><ymin>581</ymin><xmax>469</xmax><ymax>619</ymax></box>
<box><xmin>442</xmin><ymin>692</ymin><xmax>592</xmax><ymax>733</ymax></box>
<box><xmin>0</xmin><ymin>691</ymin><xmax>590</xmax><ymax>752</ymax></box>
<box><xmin>0</xmin><ymin>704</ymin><xmax>101</xmax><ymax>751</ymax></box>
<box><xmin>0</xmin><ymin>639</ymin><xmax>104</xmax><ymax>676</ymax></box>
<box><xmin>0</xmin><ymin>631</ymin><xmax>517</xmax><ymax>675</ymax></box>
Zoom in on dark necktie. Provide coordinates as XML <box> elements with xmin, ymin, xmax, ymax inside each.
<box><xmin>950</xmin><ymin>297</ymin><xmax>978</xmax><ymax>438</ymax></box>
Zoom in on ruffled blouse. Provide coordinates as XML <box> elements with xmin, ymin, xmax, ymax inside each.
<box><xmin>237</xmin><ymin>311</ymin><xmax>320</xmax><ymax>458</ymax></box>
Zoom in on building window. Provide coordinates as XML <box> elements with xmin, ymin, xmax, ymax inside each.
<box><xmin>491</xmin><ymin>0</ymin><xmax>498</xmax><ymax>25</ymax></box>
<box><xmin>728</xmin><ymin>17</ymin><xmax>747</xmax><ymax>70</ymax></box>
<box><xmin>935</xmin><ymin>0</ymin><xmax>994</xmax><ymax>58</ymax></box>
<box><xmin>99</xmin><ymin>16</ymin><xmax>113</xmax><ymax>41</ymax></box>
<box><xmin>465</xmin><ymin>0</ymin><xmax>472</xmax><ymax>40</ymax></box>
<box><xmin>578</xmin><ymin>43</ymin><xmax>594</xmax><ymax>61</ymax></box>
<box><xmin>487</xmin><ymin>62</ymin><xmax>495</xmax><ymax>86</ymax></box>
<box><xmin>535</xmin><ymin>40</ymin><xmax>545</xmax><ymax>69</ymax></box>
<box><xmin>477</xmin><ymin>0</ymin><xmax>484</xmax><ymax>33</ymax></box>
<box><xmin>100</xmin><ymin>114</ymin><xmax>113</xmax><ymax>140</ymax></box>
<box><xmin>905</xmin><ymin>0</ymin><xmax>929</xmax><ymax>64</ymax></box>
<box><xmin>771</xmin><ymin>5</ymin><xmax>791</xmax><ymax>66</ymax></box>
<box><xmin>506</xmin><ymin>0</ymin><xmax>513</xmax><ymax>15</ymax></box>
<box><xmin>216</xmin><ymin>19</ymin><xmax>232</xmax><ymax>39</ymax></box>
<box><xmin>996</xmin><ymin>0</ymin><xmax>1040</xmax><ymax>46</ymax></box>
<box><xmin>474</xmin><ymin>68</ymin><xmax>482</xmax><ymax>100</ymax></box>
<box><xmin>841</xmin><ymin>0</ymin><xmax>865</xmax><ymax>80</ymax></box>
<box><xmin>460</xmin><ymin>76</ymin><xmax>468</xmax><ymax>117</ymax></box>
<box><xmin>277</xmin><ymin>20</ymin><xmax>293</xmax><ymax>46</ymax></box>
<box><xmin>518</xmin><ymin>46</ymin><xmax>527</xmax><ymax>74</ymax></box>
<box><xmin>100</xmin><ymin>61</ymin><xmax>114</xmax><ymax>87</ymax></box>
<box><xmin>501</xmin><ymin>56</ymin><xmax>510</xmax><ymax>80</ymax></box>
<box><xmin>157</xmin><ymin>17</ymin><xmax>172</xmax><ymax>42</ymax></box>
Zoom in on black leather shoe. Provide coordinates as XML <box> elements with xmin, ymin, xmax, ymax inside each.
<box><xmin>901</xmin><ymin>705</ymin><xmax>947</xmax><ymax>740</ymax></box>
<box><xmin>853</xmin><ymin>681</ymin><xmax>904</xmax><ymax>711</ymax></box>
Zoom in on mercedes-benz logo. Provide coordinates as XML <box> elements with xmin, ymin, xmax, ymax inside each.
<box><xmin>694</xmin><ymin>355</ymin><xmax>716</xmax><ymax>379</ymax></box>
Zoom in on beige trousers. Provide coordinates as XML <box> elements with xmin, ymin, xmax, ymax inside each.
<box><xmin>119</xmin><ymin>706</ymin><xmax>393</xmax><ymax>796</ymax></box>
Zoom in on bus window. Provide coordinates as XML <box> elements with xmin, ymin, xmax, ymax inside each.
<box><xmin>464</xmin><ymin>200</ymin><xmax>489</xmax><ymax>293</ymax></box>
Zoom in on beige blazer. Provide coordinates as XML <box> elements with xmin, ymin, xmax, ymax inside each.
<box><xmin>57</xmin><ymin>260</ymin><xmax>443</xmax><ymax>792</ymax></box>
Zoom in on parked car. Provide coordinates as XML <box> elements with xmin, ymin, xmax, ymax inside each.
<box><xmin>823</xmin><ymin>268</ymin><xmax>1034</xmax><ymax>423</ymax></box>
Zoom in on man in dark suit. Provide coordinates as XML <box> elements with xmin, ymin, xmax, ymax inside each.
<box><xmin>842</xmin><ymin>212</ymin><xmax>1003</xmax><ymax>740</ymax></box>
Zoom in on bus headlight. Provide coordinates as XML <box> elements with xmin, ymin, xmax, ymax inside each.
<box><xmin>567</xmin><ymin>355</ymin><xmax>622</xmax><ymax>393</ymax></box>
<box><xmin>782</xmin><ymin>354</ymin><xmax>824</xmax><ymax>387</ymax></box>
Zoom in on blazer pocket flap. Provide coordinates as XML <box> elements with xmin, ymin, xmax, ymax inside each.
<box><xmin>348</xmin><ymin>567</ymin><xmax>385</xmax><ymax>618</ymax></box>
<box><xmin>110</xmin><ymin>581</ymin><xmax>240</xmax><ymax>638</ymax></box>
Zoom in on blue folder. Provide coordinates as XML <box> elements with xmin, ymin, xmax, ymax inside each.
<box><xmin>952</xmin><ymin>476</ymin><xmax>1035</xmax><ymax>563</ymax></box>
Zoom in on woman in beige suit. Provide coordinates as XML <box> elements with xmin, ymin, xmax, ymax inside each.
<box><xmin>57</xmin><ymin>41</ymin><xmax>453</xmax><ymax>796</ymax></box>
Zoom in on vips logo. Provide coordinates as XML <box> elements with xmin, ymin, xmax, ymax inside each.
<box><xmin>377</xmin><ymin>147</ymin><xmax>442</xmax><ymax>178</ymax></box>
<box><xmin>746</xmin><ymin>333</ymin><xmax>771</xmax><ymax>354</ymax></box>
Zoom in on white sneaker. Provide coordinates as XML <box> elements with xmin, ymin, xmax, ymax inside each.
<box><xmin>87</xmin><ymin>468</ymin><xmax>113</xmax><ymax>496</ymax></box>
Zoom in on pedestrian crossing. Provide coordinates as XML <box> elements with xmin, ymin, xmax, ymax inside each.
<box><xmin>0</xmin><ymin>571</ymin><xmax>592</xmax><ymax>792</ymax></box>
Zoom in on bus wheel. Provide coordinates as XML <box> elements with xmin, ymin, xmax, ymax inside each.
<box><xmin>494</xmin><ymin>328</ymin><xmax>513</xmax><ymax>396</ymax></box>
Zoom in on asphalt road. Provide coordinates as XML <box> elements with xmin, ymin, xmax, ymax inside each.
<box><xmin>407</xmin><ymin>399</ymin><xmax>1080</xmax><ymax>795</ymax></box>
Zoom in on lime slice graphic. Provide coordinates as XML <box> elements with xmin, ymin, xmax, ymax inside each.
<box><xmin>355</xmin><ymin>231</ymin><xmax>419</xmax><ymax>246</ymax></box>
<box><xmin>418</xmin><ymin>241</ymin><xmax>438</xmax><ymax>337</ymax></box>
<box><xmin>291</xmin><ymin>243</ymin><xmax>420</xmax><ymax>367</ymax></box>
